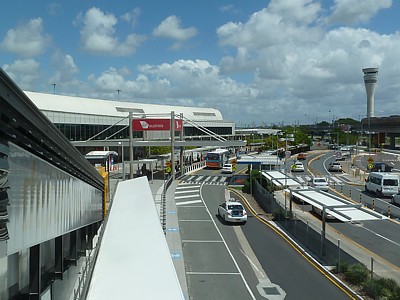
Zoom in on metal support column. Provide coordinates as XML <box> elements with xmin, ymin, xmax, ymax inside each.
<box><xmin>29</xmin><ymin>244</ymin><xmax>41</xmax><ymax>299</ymax></box>
<box><xmin>55</xmin><ymin>236</ymin><xmax>64</xmax><ymax>280</ymax></box>
<box><xmin>171</xmin><ymin>111</ymin><xmax>175</xmax><ymax>180</ymax></box>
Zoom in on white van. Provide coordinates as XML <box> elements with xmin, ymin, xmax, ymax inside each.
<box><xmin>365</xmin><ymin>172</ymin><xmax>399</xmax><ymax>197</ymax></box>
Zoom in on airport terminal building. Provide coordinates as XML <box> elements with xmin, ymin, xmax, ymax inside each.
<box><xmin>25</xmin><ymin>91</ymin><xmax>235</xmax><ymax>144</ymax></box>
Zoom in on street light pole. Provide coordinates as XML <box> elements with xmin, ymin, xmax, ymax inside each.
<box><xmin>128</xmin><ymin>112</ymin><xmax>133</xmax><ymax>179</ymax></box>
<box><xmin>115</xmin><ymin>107</ymin><xmax>136</xmax><ymax>179</ymax></box>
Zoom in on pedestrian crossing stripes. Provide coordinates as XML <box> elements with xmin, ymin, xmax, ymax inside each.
<box><xmin>179</xmin><ymin>175</ymin><xmax>230</xmax><ymax>185</ymax></box>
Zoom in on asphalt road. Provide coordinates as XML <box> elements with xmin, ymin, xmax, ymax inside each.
<box><xmin>177</xmin><ymin>167</ymin><xmax>354</xmax><ymax>299</ymax></box>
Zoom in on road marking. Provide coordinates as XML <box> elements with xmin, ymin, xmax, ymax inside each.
<box><xmin>362</xmin><ymin>227</ymin><xmax>400</xmax><ymax>247</ymax></box>
<box><xmin>182</xmin><ymin>239</ymin><xmax>223</xmax><ymax>242</ymax></box>
<box><xmin>199</xmin><ymin>183</ymin><xmax>256</xmax><ymax>299</ymax></box>
<box><xmin>186</xmin><ymin>272</ymin><xmax>241</xmax><ymax>275</ymax></box>
<box><xmin>175</xmin><ymin>194</ymin><xmax>199</xmax><ymax>199</ymax></box>
<box><xmin>179</xmin><ymin>220</ymin><xmax>213</xmax><ymax>222</ymax></box>
<box><xmin>176</xmin><ymin>185</ymin><xmax>200</xmax><ymax>190</ymax></box>
<box><xmin>175</xmin><ymin>189</ymin><xmax>199</xmax><ymax>194</ymax></box>
<box><xmin>176</xmin><ymin>199</ymin><xmax>202</xmax><ymax>206</ymax></box>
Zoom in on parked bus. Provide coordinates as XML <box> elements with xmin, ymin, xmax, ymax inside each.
<box><xmin>205</xmin><ymin>149</ymin><xmax>230</xmax><ymax>169</ymax></box>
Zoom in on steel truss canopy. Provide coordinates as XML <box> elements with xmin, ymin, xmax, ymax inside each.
<box><xmin>291</xmin><ymin>188</ymin><xmax>387</xmax><ymax>222</ymax></box>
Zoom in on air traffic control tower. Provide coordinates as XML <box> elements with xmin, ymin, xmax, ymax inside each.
<box><xmin>362</xmin><ymin>67</ymin><xmax>379</xmax><ymax>118</ymax></box>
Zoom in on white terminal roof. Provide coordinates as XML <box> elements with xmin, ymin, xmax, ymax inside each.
<box><xmin>24</xmin><ymin>91</ymin><xmax>223</xmax><ymax>122</ymax></box>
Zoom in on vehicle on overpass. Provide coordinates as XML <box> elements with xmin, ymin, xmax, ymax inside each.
<box><xmin>217</xmin><ymin>198</ymin><xmax>247</xmax><ymax>224</ymax></box>
<box><xmin>205</xmin><ymin>148</ymin><xmax>229</xmax><ymax>169</ymax></box>
<box><xmin>365</xmin><ymin>172</ymin><xmax>399</xmax><ymax>197</ymax></box>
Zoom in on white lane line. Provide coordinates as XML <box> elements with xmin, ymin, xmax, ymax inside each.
<box><xmin>176</xmin><ymin>199</ymin><xmax>203</xmax><ymax>206</ymax></box>
<box><xmin>175</xmin><ymin>190</ymin><xmax>200</xmax><ymax>194</ymax></box>
<box><xmin>179</xmin><ymin>220</ymin><xmax>213</xmax><ymax>222</ymax></box>
<box><xmin>182</xmin><ymin>240</ymin><xmax>223</xmax><ymax>242</ymax></box>
<box><xmin>175</xmin><ymin>194</ymin><xmax>200</xmax><ymax>199</ymax></box>
<box><xmin>362</xmin><ymin>227</ymin><xmax>400</xmax><ymax>247</ymax></box>
<box><xmin>186</xmin><ymin>272</ymin><xmax>241</xmax><ymax>275</ymax></box>
<box><xmin>195</xmin><ymin>175</ymin><xmax>204</xmax><ymax>182</ymax></box>
<box><xmin>176</xmin><ymin>185</ymin><xmax>200</xmax><ymax>190</ymax></box>
<box><xmin>219</xmin><ymin>177</ymin><xmax>227</xmax><ymax>182</ymax></box>
<box><xmin>199</xmin><ymin>182</ymin><xmax>256</xmax><ymax>299</ymax></box>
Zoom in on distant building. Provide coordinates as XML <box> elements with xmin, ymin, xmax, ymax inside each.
<box><xmin>25</xmin><ymin>91</ymin><xmax>235</xmax><ymax>142</ymax></box>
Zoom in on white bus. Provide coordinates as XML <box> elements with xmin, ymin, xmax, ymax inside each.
<box><xmin>205</xmin><ymin>149</ymin><xmax>230</xmax><ymax>169</ymax></box>
<box><xmin>365</xmin><ymin>172</ymin><xmax>399</xmax><ymax>197</ymax></box>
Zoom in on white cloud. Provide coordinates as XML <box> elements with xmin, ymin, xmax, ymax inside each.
<box><xmin>152</xmin><ymin>15</ymin><xmax>197</xmax><ymax>49</ymax></box>
<box><xmin>327</xmin><ymin>0</ymin><xmax>392</xmax><ymax>25</ymax></box>
<box><xmin>214</xmin><ymin>0</ymin><xmax>400</xmax><ymax>122</ymax></box>
<box><xmin>268</xmin><ymin>0</ymin><xmax>321</xmax><ymax>25</ymax></box>
<box><xmin>48</xmin><ymin>51</ymin><xmax>79</xmax><ymax>84</ymax></box>
<box><xmin>2</xmin><ymin>59</ymin><xmax>42</xmax><ymax>89</ymax></box>
<box><xmin>121</xmin><ymin>8</ymin><xmax>141</xmax><ymax>27</ymax></box>
<box><xmin>77</xmin><ymin>7</ymin><xmax>146</xmax><ymax>56</ymax></box>
<box><xmin>1</xmin><ymin>18</ymin><xmax>51</xmax><ymax>57</ymax></box>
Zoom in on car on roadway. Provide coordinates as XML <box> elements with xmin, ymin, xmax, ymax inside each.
<box><xmin>218</xmin><ymin>199</ymin><xmax>247</xmax><ymax>224</ymax></box>
<box><xmin>291</xmin><ymin>161</ymin><xmax>305</xmax><ymax>172</ymax></box>
<box><xmin>221</xmin><ymin>163</ymin><xmax>233</xmax><ymax>174</ymax></box>
<box><xmin>328</xmin><ymin>162</ymin><xmax>342</xmax><ymax>172</ymax></box>
<box><xmin>391</xmin><ymin>192</ymin><xmax>400</xmax><ymax>205</ymax></box>
<box><xmin>297</xmin><ymin>153</ymin><xmax>307</xmax><ymax>160</ymax></box>
<box><xmin>309</xmin><ymin>177</ymin><xmax>329</xmax><ymax>191</ymax></box>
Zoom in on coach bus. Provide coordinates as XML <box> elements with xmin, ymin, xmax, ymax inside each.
<box><xmin>205</xmin><ymin>149</ymin><xmax>230</xmax><ymax>169</ymax></box>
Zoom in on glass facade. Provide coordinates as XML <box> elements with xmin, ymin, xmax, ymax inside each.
<box><xmin>42</xmin><ymin>110</ymin><xmax>233</xmax><ymax>141</ymax></box>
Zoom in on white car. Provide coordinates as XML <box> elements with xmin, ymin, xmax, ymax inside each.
<box><xmin>309</xmin><ymin>177</ymin><xmax>329</xmax><ymax>191</ymax></box>
<box><xmin>391</xmin><ymin>192</ymin><xmax>400</xmax><ymax>205</ymax></box>
<box><xmin>222</xmin><ymin>163</ymin><xmax>233</xmax><ymax>174</ymax></box>
<box><xmin>291</xmin><ymin>161</ymin><xmax>305</xmax><ymax>172</ymax></box>
<box><xmin>218</xmin><ymin>199</ymin><xmax>247</xmax><ymax>224</ymax></box>
<box><xmin>328</xmin><ymin>162</ymin><xmax>342</xmax><ymax>172</ymax></box>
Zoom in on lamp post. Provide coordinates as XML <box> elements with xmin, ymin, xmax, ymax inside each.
<box><xmin>115</xmin><ymin>107</ymin><xmax>135</xmax><ymax>179</ymax></box>
<box><xmin>118</xmin><ymin>141</ymin><xmax>125</xmax><ymax>180</ymax></box>
<box><xmin>279</xmin><ymin>133</ymin><xmax>294</xmax><ymax>217</ymax></box>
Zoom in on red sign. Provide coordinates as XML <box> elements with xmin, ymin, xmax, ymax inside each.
<box><xmin>132</xmin><ymin>119</ymin><xmax>183</xmax><ymax>131</ymax></box>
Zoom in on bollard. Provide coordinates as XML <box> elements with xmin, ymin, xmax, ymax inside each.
<box><xmin>372</xmin><ymin>199</ymin><xmax>375</xmax><ymax>210</ymax></box>
<box><xmin>359</xmin><ymin>193</ymin><xmax>362</xmax><ymax>203</ymax></box>
<box><xmin>340</xmin><ymin>185</ymin><xmax>343</xmax><ymax>194</ymax></box>
<box><xmin>388</xmin><ymin>205</ymin><xmax>391</xmax><ymax>217</ymax></box>
<box><xmin>349</xmin><ymin>189</ymin><xmax>352</xmax><ymax>199</ymax></box>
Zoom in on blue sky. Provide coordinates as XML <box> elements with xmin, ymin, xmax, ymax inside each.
<box><xmin>1</xmin><ymin>0</ymin><xmax>399</xmax><ymax>126</ymax></box>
